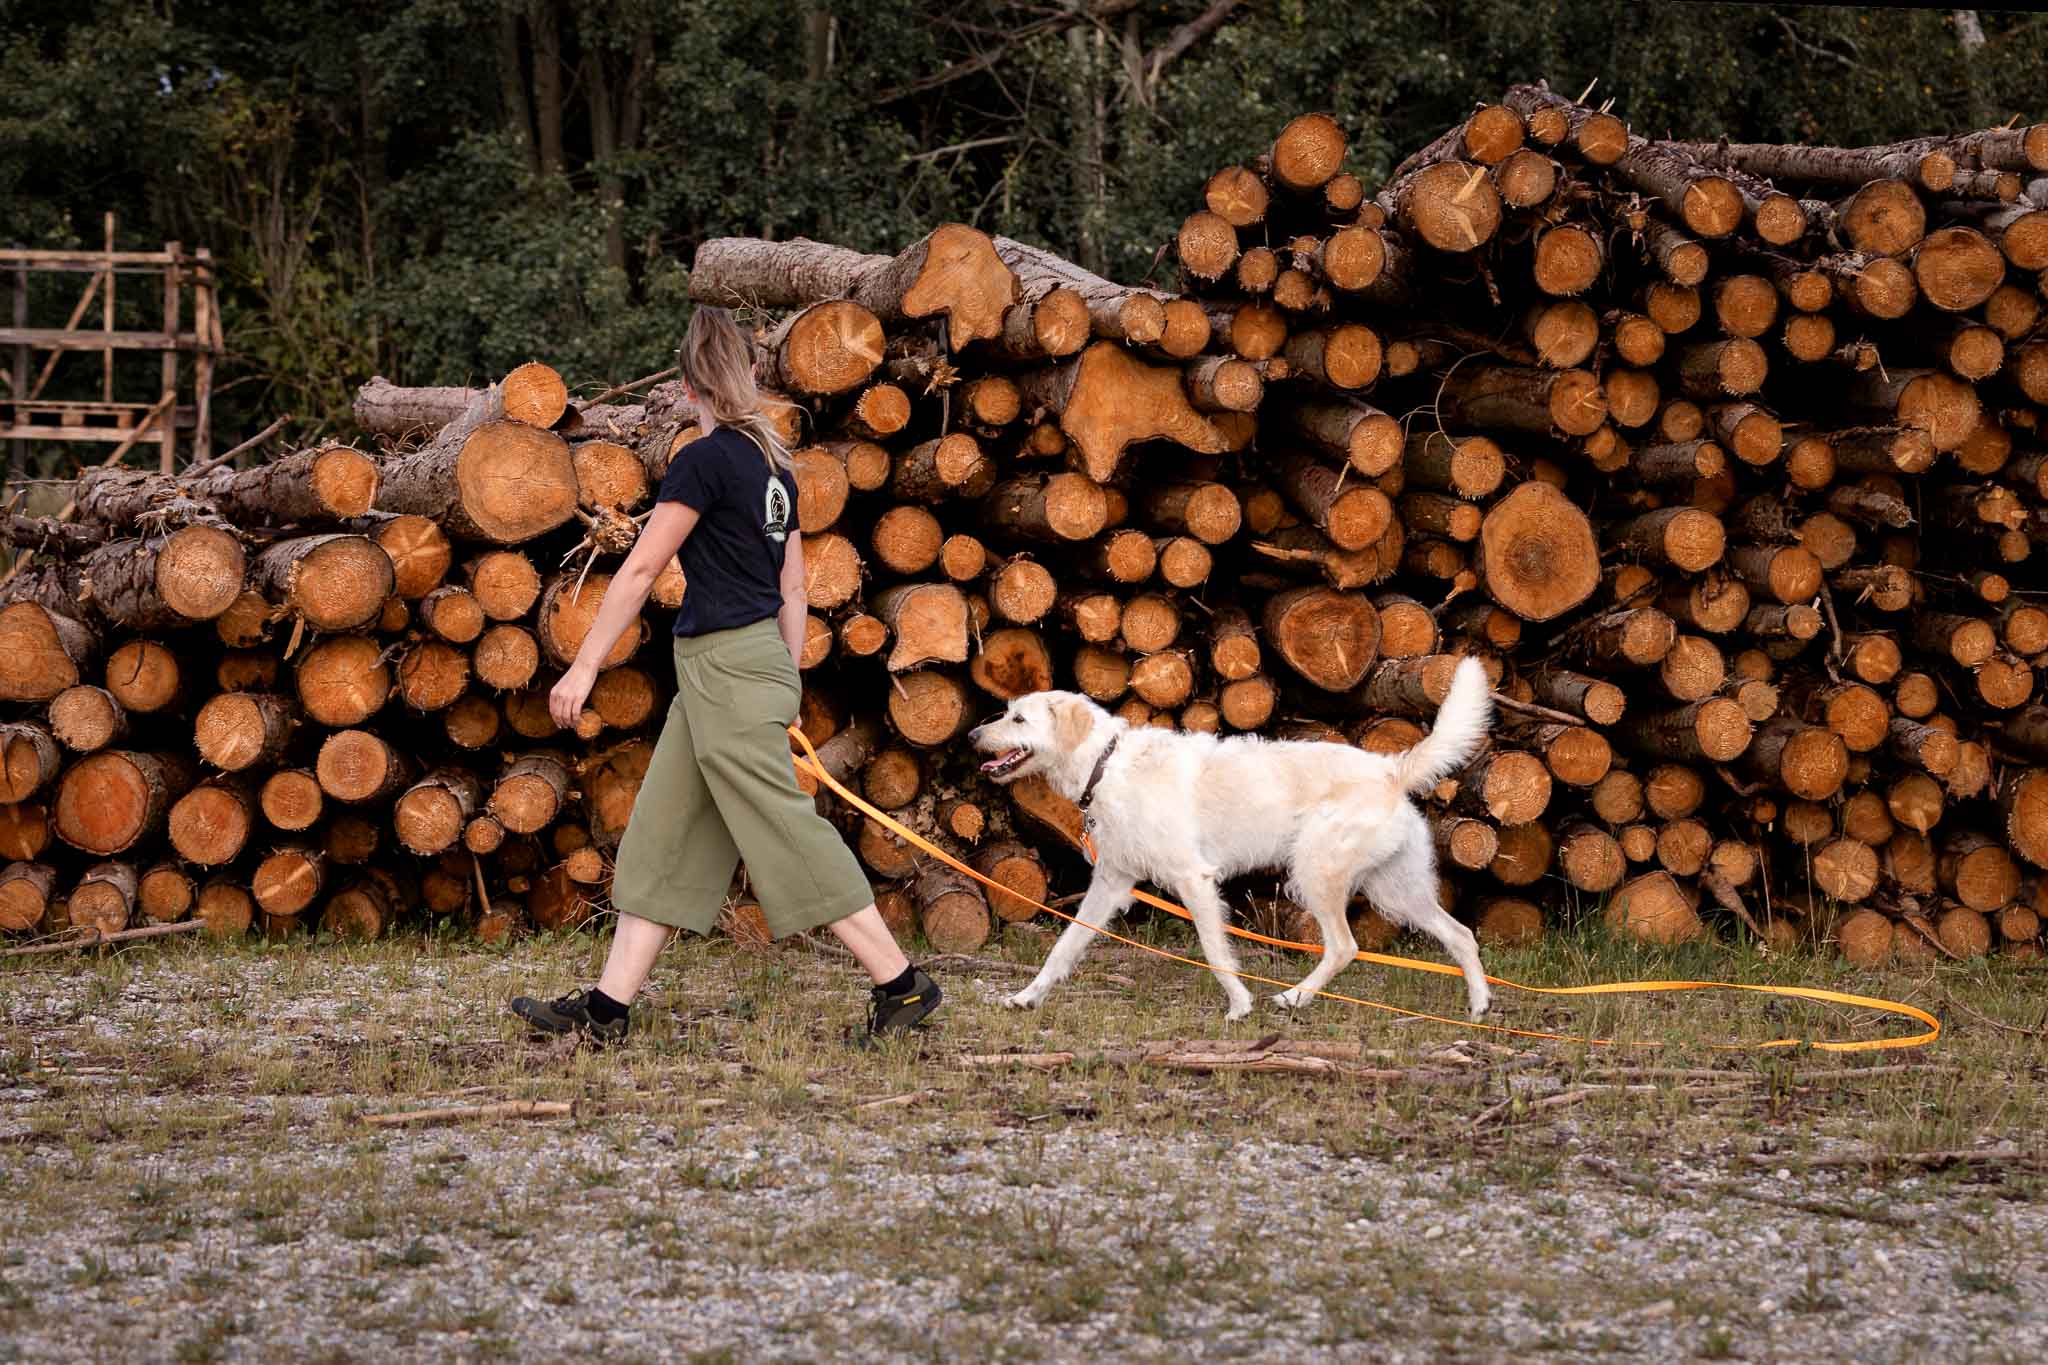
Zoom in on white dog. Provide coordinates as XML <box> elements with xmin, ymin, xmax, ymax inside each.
<box><xmin>969</xmin><ymin>657</ymin><xmax>1495</xmax><ymax>1021</ymax></box>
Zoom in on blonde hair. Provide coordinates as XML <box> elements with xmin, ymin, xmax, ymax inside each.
<box><xmin>679</xmin><ymin>306</ymin><xmax>793</xmax><ymax>472</ymax></box>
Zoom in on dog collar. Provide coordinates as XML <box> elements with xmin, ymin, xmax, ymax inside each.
<box><xmin>1079</xmin><ymin>735</ymin><xmax>1120</xmax><ymax>811</ymax></box>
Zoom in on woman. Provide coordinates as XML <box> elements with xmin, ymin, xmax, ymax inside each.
<box><xmin>509</xmin><ymin>307</ymin><xmax>940</xmax><ymax>1044</ymax></box>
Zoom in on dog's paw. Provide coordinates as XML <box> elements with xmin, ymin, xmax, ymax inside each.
<box><xmin>1002</xmin><ymin>989</ymin><xmax>1043</xmax><ymax>1011</ymax></box>
<box><xmin>1271</xmin><ymin>988</ymin><xmax>1311</xmax><ymax>1011</ymax></box>
<box><xmin>1468</xmin><ymin>990</ymin><xmax>1494</xmax><ymax>1022</ymax></box>
<box><xmin>1223</xmin><ymin>996</ymin><xmax>1255</xmax><ymax>1022</ymax></box>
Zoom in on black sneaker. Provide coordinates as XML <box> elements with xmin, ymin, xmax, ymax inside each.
<box><xmin>865</xmin><ymin>969</ymin><xmax>942</xmax><ymax>1042</ymax></box>
<box><xmin>509</xmin><ymin>990</ymin><xmax>629</xmax><ymax>1045</ymax></box>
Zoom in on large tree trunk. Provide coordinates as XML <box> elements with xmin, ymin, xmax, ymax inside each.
<box><xmin>74</xmin><ymin>444</ymin><xmax>381</xmax><ymax>533</ymax></box>
<box><xmin>352</xmin><ymin>376</ymin><xmax>484</xmax><ymax>438</ymax></box>
<box><xmin>375</xmin><ymin>387</ymin><xmax>579</xmax><ymax>543</ymax></box>
<box><xmin>690</xmin><ymin>226</ymin><xmax>1019</xmax><ymax>350</ymax></box>
<box><xmin>1676</xmin><ymin>138</ymin><xmax>1961</xmax><ymax>193</ymax></box>
<box><xmin>992</xmin><ymin>237</ymin><xmax>1181</xmax><ymax>347</ymax></box>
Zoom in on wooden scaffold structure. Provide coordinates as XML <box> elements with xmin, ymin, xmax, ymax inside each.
<box><xmin>2</xmin><ymin>215</ymin><xmax>222</xmax><ymax>479</ymax></box>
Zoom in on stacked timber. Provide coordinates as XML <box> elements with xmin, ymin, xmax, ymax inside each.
<box><xmin>5</xmin><ymin>84</ymin><xmax>2048</xmax><ymax>970</ymax></box>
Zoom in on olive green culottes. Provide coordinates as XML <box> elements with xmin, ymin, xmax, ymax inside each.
<box><xmin>609</xmin><ymin>619</ymin><xmax>872</xmax><ymax>937</ymax></box>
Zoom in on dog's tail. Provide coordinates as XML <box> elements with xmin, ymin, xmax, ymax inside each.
<box><xmin>1394</xmin><ymin>657</ymin><xmax>1493</xmax><ymax>795</ymax></box>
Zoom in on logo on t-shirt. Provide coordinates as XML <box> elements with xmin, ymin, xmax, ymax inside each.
<box><xmin>763</xmin><ymin>479</ymin><xmax>790</xmax><ymax>544</ymax></box>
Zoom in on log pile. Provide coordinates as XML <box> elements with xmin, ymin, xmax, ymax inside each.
<box><xmin>5</xmin><ymin>83</ymin><xmax>2048</xmax><ymax>970</ymax></box>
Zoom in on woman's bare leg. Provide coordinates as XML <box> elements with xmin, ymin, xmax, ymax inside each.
<box><xmin>826</xmin><ymin>905</ymin><xmax>910</xmax><ymax>984</ymax></box>
<box><xmin>595</xmin><ymin>913</ymin><xmax>673</xmax><ymax>1003</ymax></box>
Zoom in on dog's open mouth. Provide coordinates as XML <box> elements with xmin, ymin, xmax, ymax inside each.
<box><xmin>980</xmin><ymin>747</ymin><xmax>1030</xmax><ymax>780</ymax></box>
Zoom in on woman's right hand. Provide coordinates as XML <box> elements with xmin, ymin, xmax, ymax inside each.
<box><xmin>550</xmin><ymin>664</ymin><xmax>598</xmax><ymax>731</ymax></box>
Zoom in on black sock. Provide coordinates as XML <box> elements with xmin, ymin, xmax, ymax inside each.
<box><xmin>585</xmin><ymin>988</ymin><xmax>630</xmax><ymax>1023</ymax></box>
<box><xmin>876</xmin><ymin>963</ymin><xmax>917</xmax><ymax>996</ymax></box>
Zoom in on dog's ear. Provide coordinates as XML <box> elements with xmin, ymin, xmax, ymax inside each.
<box><xmin>1053</xmin><ymin>696</ymin><xmax>1094</xmax><ymax>752</ymax></box>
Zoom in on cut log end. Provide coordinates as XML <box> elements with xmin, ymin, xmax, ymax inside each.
<box><xmin>373</xmin><ymin>515</ymin><xmax>453</xmax><ymax>600</ymax></box>
<box><xmin>0</xmin><ymin>603</ymin><xmax>93</xmax><ymax>702</ymax></box>
<box><xmin>1263</xmin><ymin>588</ymin><xmax>1379</xmax><ymax>692</ymax></box>
<box><xmin>54</xmin><ymin>751</ymin><xmax>191</xmax><ymax>857</ymax></box>
<box><xmin>259</xmin><ymin>769</ymin><xmax>323</xmax><ymax>832</ymax></box>
<box><xmin>316</xmin><ymin>730</ymin><xmax>405</xmax><ymax>805</ymax></box>
<box><xmin>902</xmin><ymin>224</ymin><xmax>1017</xmax><ymax>349</ymax></box>
<box><xmin>48</xmin><ymin>686</ymin><xmax>124</xmax><ymax>754</ymax></box>
<box><xmin>501</xmin><ymin>361</ymin><xmax>569</xmax><ymax>427</ymax></box>
<box><xmin>1479</xmin><ymin>483</ymin><xmax>1600</xmax><ymax>622</ymax></box>
<box><xmin>1400</xmin><ymin>161</ymin><xmax>1504</xmax><ymax>253</ymax></box>
<box><xmin>1272</xmin><ymin>113</ymin><xmax>1348</xmax><ymax>192</ymax></box>
<box><xmin>451</xmin><ymin>421</ymin><xmax>580</xmax><ymax>543</ymax></box>
<box><xmin>1606</xmin><ymin>871</ymin><xmax>1703</xmax><ymax>944</ymax></box>
<box><xmin>147</xmin><ymin>526</ymin><xmax>247</xmax><ymax>622</ymax></box>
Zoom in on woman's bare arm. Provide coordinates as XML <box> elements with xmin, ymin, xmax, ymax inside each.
<box><xmin>548</xmin><ymin>502</ymin><xmax>698</xmax><ymax>728</ymax></box>
<box><xmin>777</xmin><ymin>530</ymin><xmax>808</xmax><ymax>672</ymax></box>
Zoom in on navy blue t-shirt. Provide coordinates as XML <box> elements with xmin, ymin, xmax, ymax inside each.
<box><xmin>657</xmin><ymin>426</ymin><xmax>795</xmax><ymax>638</ymax></box>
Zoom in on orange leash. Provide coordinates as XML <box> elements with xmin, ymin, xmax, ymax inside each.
<box><xmin>790</xmin><ymin>729</ymin><xmax>1940</xmax><ymax>1053</ymax></box>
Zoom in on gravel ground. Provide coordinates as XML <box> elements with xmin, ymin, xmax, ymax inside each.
<box><xmin>2</xmin><ymin>942</ymin><xmax>2043</xmax><ymax>1362</ymax></box>
<box><xmin>4</xmin><ymin>1118</ymin><xmax>2045</xmax><ymax>1362</ymax></box>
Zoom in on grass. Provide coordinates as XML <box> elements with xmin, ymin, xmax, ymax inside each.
<box><xmin>0</xmin><ymin>912</ymin><xmax>2044</xmax><ymax>1359</ymax></box>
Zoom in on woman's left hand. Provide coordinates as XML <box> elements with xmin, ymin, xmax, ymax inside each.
<box><xmin>550</xmin><ymin>665</ymin><xmax>598</xmax><ymax>731</ymax></box>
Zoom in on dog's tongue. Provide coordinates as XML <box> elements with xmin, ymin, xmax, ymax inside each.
<box><xmin>981</xmin><ymin>748</ymin><xmax>1025</xmax><ymax>775</ymax></box>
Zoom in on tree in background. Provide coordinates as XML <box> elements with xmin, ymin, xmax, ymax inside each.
<box><xmin>1</xmin><ymin>1</ymin><xmax>2041</xmax><ymax>447</ymax></box>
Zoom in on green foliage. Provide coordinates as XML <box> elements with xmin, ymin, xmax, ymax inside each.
<box><xmin>2</xmin><ymin>1</ymin><xmax>2044</xmax><ymax>445</ymax></box>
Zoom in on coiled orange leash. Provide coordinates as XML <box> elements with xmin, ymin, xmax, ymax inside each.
<box><xmin>790</xmin><ymin>728</ymin><xmax>1940</xmax><ymax>1053</ymax></box>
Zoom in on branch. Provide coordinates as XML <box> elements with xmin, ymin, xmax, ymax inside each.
<box><xmin>0</xmin><ymin>921</ymin><xmax>203</xmax><ymax>958</ymax></box>
<box><xmin>1771</xmin><ymin>14</ymin><xmax>1866</xmax><ymax>72</ymax></box>
<box><xmin>1143</xmin><ymin>0</ymin><xmax>1244</xmax><ymax>94</ymax></box>
<box><xmin>901</xmin><ymin>134</ymin><xmax>1022</xmax><ymax>164</ymax></box>
<box><xmin>872</xmin><ymin>1</ymin><xmax>1147</xmax><ymax>103</ymax></box>
<box><xmin>871</xmin><ymin>14</ymin><xmax>1073</xmax><ymax>103</ymax></box>
<box><xmin>184</xmin><ymin>413</ymin><xmax>291</xmax><ymax>478</ymax></box>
